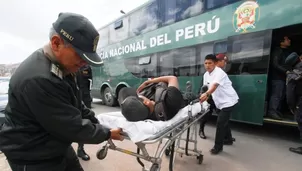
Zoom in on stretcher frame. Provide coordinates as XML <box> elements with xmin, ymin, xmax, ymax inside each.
<box><xmin>96</xmin><ymin>101</ymin><xmax>210</xmax><ymax>171</ymax></box>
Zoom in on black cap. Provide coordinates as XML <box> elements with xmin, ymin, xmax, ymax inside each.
<box><xmin>118</xmin><ymin>88</ymin><xmax>150</xmax><ymax>122</ymax></box>
<box><xmin>52</xmin><ymin>12</ymin><xmax>103</xmax><ymax>66</ymax></box>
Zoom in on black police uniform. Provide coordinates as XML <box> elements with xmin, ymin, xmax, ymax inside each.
<box><xmin>0</xmin><ymin>49</ymin><xmax>110</xmax><ymax>171</ymax></box>
<box><xmin>75</xmin><ymin>65</ymin><xmax>95</xmax><ymax>161</ymax></box>
<box><xmin>76</xmin><ymin>65</ymin><xmax>93</xmax><ymax>108</ymax></box>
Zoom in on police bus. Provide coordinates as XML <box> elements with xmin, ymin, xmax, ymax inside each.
<box><xmin>91</xmin><ymin>0</ymin><xmax>302</xmax><ymax>126</ymax></box>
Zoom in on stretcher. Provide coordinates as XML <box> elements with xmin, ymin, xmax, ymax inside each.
<box><xmin>96</xmin><ymin>100</ymin><xmax>210</xmax><ymax>171</ymax></box>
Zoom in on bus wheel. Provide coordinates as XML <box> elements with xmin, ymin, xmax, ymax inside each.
<box><xmin>103</xmin><ymin>87</ymin><xmax>117</xmax><ymax>107</ymax></box>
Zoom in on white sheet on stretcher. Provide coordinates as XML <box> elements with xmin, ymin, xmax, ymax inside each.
<box><xmin>97</xmin><ymin>102</ymin><xmax>209</xmax><ymax>143</ymax></box>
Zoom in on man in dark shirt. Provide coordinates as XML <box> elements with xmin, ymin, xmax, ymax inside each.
<box><xmin>0</xmin><ymin>12</ymin><xmax>123</xmax><ymax>171</ymax></box>
<box><xmin>118</xmin><ymin>76</ymin><xmax>185</xmax><ymax>122</ymax></box>
<box><xmin>268</xmin><ymin>36</ymin><xmax>292</xmax><ymax>120</ymax></box>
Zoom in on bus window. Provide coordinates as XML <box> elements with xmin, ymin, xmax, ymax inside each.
<box><xmin>124</xmin><ymin>58</ymin><xmax>141</xmax><ymax>77</ymax></box>
<box><xmin>98</xmin><ymin>27</ymin><xmax>109</xmax><ymax>48</ymax></box>
<box><xmin>139</xmin><ymin>54</ymin><xmax>158</xmax><ymax>78</ymax></box>
<box><xmin>129</xmin><ymin>1</ymin><xmax>159</xmax><ymax>37</ymax></box>
<box><xmin>173</xmin><ymin>47</ymin><xmax>197</xmax><ymax>76</ymax></box>
<box><xmin>109</xmin><ymin>17</ymin><xmax>129</xmax><ymax>44</ymax></box>
<box><xmin>227</xmin><ymin>30</ymin><xmax>272</xmax><ymax>75</ymax></box>
<box><xmin>124</xmin><ymin>55</ymin><xmax>158</xmax><ymax>78</ymax></box>
<box><xmin>105</xmin><ymin>59</ymin><xmax>128</xmax><ymax>77</ymax></box>
<box><xmin>206</xmin><ymin>0</ymin><xmax>240</xmax><ymax>10</ymax></box>
<box><xmin>158</xmin><ymin>0</ymin><xmax>203</xmax><ymax>26</ymax></box>
<box><xmin>138</xmin><ymin>56</ymin><xmax>151</xmax><ymax>65</ymax></box>
<box><xmin>197</xmin><ymin>43</ymin><xmax>214</xmax><ymax>75</ymax></box>
<box><xmin>158</xmin><ymin>51</ymin><xmax>174</xmax><ymax>76</ymax></box>
<box><xmin>214</xmin><ymin>41</ymin><xmax>227</xmax><ymax>54</ymax></box>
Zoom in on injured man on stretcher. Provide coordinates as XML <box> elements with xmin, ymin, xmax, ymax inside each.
<box><xmin>97</xmin><ymin>76</ymin><xmax>210</xmax><ymax>143</ymax></box>
<box><xmin>119</xmin><ymin>76</ymin><xmax>186</xmax><ymax>122</ymax></box>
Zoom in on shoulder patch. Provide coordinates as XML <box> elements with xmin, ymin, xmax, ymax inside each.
<box><xmin>50</xmin><ymin>63</ymin><xmax>63</xmax><ymax>79</ymax></box>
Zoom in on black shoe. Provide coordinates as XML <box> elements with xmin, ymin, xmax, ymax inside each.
<box><xmin>210</xmin><ymin>147</ymin><xmax>223</xmax><ymax>155</ymax></box>
<box><xmin>199</xmin><ymin>130</ymin><xmax>207</xmax><ymax>139</ymax></box>
<box><xmin>224</xmin><ymin>138</ymin><xmax>235</xmax><ymax>145</ymax></box>
<box><xmin>289</xmin><ymin>147</ymin><xmax>302</xmax><ymax>155</ymax></box>
<box><xmin>77</xmin><ymin>148</ymin><xmax>90</xmax><ymax>161</ymax></box>
<box><xmin>268</xmin><ymin>113</ymin><xmax>282</xmax><ymax>120</ymax></box>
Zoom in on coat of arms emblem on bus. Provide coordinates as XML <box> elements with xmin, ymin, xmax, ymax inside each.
<box><xmin>233</xmin><ymin>1</ymin><xmax>260</xmax><ymax>33</ymax></box>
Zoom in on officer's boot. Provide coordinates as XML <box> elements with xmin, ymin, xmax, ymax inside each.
<box><xmin>77</xmin><ymin>144</ymin><xmax>90</xmax><ymax>161</ymax></box>
<box><xmin>199</xmin><ymin>124</ymin><xmax>206</xmax><ymax>139</ymax></box>
<box><xmin>289</xmin><ymin>147</ymin><xmax>302</xmax><ymax>155</ymax></box>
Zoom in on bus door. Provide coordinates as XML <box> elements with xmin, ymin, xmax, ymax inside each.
<box><xmin>225</xmin><ymin>30</ymin><xmax>272</xmax><ymax>125</ymax></box>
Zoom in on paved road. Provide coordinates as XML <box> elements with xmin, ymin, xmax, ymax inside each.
<box><xmin>1</xmin><ymin>99</ymin><xmax>301</xmax><ymax>171</ymax></box>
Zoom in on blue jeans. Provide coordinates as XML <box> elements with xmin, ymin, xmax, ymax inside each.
<box><xmin>268</xmin><ymin>80</ymin><xmax>286</xmax><ymax>116</ymax></box>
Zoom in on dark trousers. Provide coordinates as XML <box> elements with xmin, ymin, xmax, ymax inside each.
<box><xmin>295</xmin><ymin>97</ymin><xmax>302</xmax><ymax>139</ymax></box>
<box><xmin>82</xmin><ymin>90</ymin><xmax>92</xmax><ymax>108</ymax></box>
<box><xmin>78</xmin><ymin>143</ymin><xmax>84</xmax><ymax>150</ymax></box>
<box><xmin>268</xmin><ymin>80</ymin><xmax>286</xmax><ymax>115</ymax></box>
<box><xmin>199</xmin><ymin>104</ymin><xmax>215</xmax><ymax>131</ymax></box>
<box><xmin>7</xmin><ymin>146</ymin><xmax>84</xmax><ymax>171</ymax></box>
<box><xmin>214</xmin><ymin>105</ymin><xmax>235</xmax><ymax>149</ymax></box>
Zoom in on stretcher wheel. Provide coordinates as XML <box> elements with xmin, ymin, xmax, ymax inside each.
<box><xmin>197</xmin><ymin>154</ymin><xmax>203</xmax><ymax>164</ymax></box>
<box><xmin>150</xmin><ymin>164</ymin><xmax>159</xmax><ymax>171</ymax></box>
<box><xmin>165</xmin><ymin>148</ymin><xmax>170</xmax><ymax>156</ymax></box>
<box><xmin>96</xmin><ymin>146</ymin><xmax>108</xmax><ymax>160</ymax></box>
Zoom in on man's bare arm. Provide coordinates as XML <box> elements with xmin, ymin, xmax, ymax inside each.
<box><xmin>137</xmin><ymin>76</ymin><xmax>179</xmax><ymax>93</ymax></box>
<box><xmin>147</xmin><ymin>76</ymin><xmax>179</xmax><ymax>88</ymax></box>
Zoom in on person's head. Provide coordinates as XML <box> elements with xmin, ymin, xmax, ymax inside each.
<box><xmin>204</xmin><ymin>54</ymin><xmax>217</xmax><ymax>72</ymax></box>
<box><xmin>118</xmin><ymin>88</ymin><xmax>155</xmax><ymax>121</ymax></box>
<box><xmin>279</xmin><ymin>36</ymin><xmax>291</xmax><ymax>48</ymax></box>
<box><xmin>49</xmin><ymin>12</ymin><xmax>104</xmax><ymax>73</ymax></box>
<box><xmin>215</xmin><ymin>53</ymin><xmax>228</xmax><ymax>68</ymax></box>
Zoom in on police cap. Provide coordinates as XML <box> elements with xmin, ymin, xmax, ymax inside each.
<box><xmin>52</xmin><ymin>12</ymin><xmax>103</xmax><ymax>66</ymax></box>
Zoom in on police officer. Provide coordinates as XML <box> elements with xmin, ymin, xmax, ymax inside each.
<box><xmin>77</xmin><ymin>65</ymin><xmax>93</xmax><ymax>108</ymax></box>
<box><xmin>0</xmin><ymin>12</ymin><xmax>123</xmax><ymax>171</ymax></box>
<box><xmin>75</xmin><ymin>65</ymin><xmax>94</xmax><ymax>161</ymax></box>
<box><xmin>285</xmin><ymin>52</ymin><xmax>302</xmax><ymax>155</ymax></box>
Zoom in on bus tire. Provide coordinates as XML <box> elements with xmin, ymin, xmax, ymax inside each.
<box><xmin>116</xmin><ymin>86</ymin><xmax>126</xmax><ymax>107</ymax></box>
<box><xmin>102</xmin><ymin>87</ymin><xmax>117</xmax><ymax>107</ymax></box>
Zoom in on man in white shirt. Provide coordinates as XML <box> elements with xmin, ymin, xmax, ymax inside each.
<box><xmin>199</xmin><ymin>53</ymin><xmax>228</xmax><ymax>139</ymax></box>
<box><xmin>200</xmin><ymin>54</ymin><xmax>239</xmax><ymax>155</ymax></box>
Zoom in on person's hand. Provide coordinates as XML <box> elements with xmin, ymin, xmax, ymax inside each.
<box><xmin>199</xmin><ymin>93</ymin><xmax>208</xmax><ymax>103</ymax></box>
<box><xmin>110</xmin><ymin>128</ymin><xmax>124</xmax><ymax>141</ymax></box>
<box><xmin>137</xmin><ymin>80</ymin><xmax>150</xmax><ymax>93</ymax></box>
